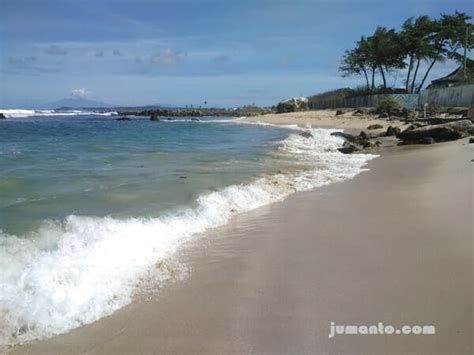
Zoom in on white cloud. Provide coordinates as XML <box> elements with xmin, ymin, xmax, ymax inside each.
<box><xmin>71</xmin><ymin>88</ymin><xmax>91</xmax><ymax>98</ymax></box>
<box><xmin>152</xmin><ymin>49</ymin><xmax>181</xmax><ymax>66</ymax></box>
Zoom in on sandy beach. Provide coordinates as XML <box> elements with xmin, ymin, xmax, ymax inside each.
<box><xmin>10</xmin><ymin>112</ymin><xmax>472</xmax><ymax>355</ymax></box>
<box><xmin>244</xmin><ymin>109</ymin><xmax>403</xmax><ymax>130</ymax></box>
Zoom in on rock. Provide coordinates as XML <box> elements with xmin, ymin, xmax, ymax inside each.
<box><xmin>469</xmin><ymin>137</ymin><xmax>474</xmax><ymax>144</ymax></box>
<box><xmin>397</xmin><ymin>120</ymin><xmax>473</xmax><ymax>143</ymax></box>
<box><xmin>420</xmin><ymin>137</ymin><xmax>435</xmax><ymax>144</ymax></box>
<box><xmin>331</xmin><ymin>132</ymin><xmax>358</xmax><ymax>143</ymax></box>
<box><xmin>115</xmin><ymin>116</ymin><xmax>131</xmax><ymax>121</ymax></box>
<box><xmin>363</xmin><ymin>141</ymin><xmax>376</xmax><ymax>149</ymax></box>
<box><xmin>367</xmin><ymin>124</ymin><xmax>383</xmax><ymax>130</ymax></box>
<box><xmin>446</xmin><ymin>107</ymin><xmax>468</xmax><ymax>116</ymax></box>
<box><xmin>338</xmin><ymin>142</ymin><xmax>359</xmax><ymax>154</ymax></box>
<box><xmin>276</xmin><ymin>97</ymin><xmax>308</xmax><ymax>113</ymax></box>
<box><xmin>353</xmin><ymin>108</ymin><xmax>370</xmax><ymax>116</ymax></box>
<box><xmin>406</xmin><ymin>122</ymin><xmax>426</xmax><ymax>130</ymax></box>
<box><xmin>0</xmin><ymin>113</ymin><xmax>5</xmax><ymax>119</ymax></box>
<box><xmin>299</xmin><ymin>131</ymin><xmax>313</xmax><ymax>138</ymax></box>
<box><xmin>335</xmin><ymin>110</ymin><xmax>344</xmax><ymax>116</ymax></box>
<box><xmin>150</xmin><ymin>113</ymin><xmax>160</xmax><ymax>122</ymax></box>
<box><xmin>191</xmin><ymin>117</ymin><xmax>200</xmax><ymax>121</ymax></box>
<box><xmin>378</xmin><ymin>112</ymin><xmax>389</xmax><ymax>118</ymax></box>
<box><xmin>331</xmin><ymin>131</ymin><xmax>368</xmax><ymax>146</ymax></box>
<box><xmin>384</xmin><ymin>126</ymin><xmax>401</xmax><ymax>137</ymax></box>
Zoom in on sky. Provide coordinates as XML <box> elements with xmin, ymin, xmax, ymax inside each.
<box><xmin>0</xmin><ymin>0</ymin><xmax>472</xmax><ymax>108</ymax></box>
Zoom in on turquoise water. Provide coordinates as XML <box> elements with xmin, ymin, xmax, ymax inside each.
<box><xmin>0</xmin><ymin>115</ymin><xmax>291</xmax><ymax>235</ymax></box>
<box><xmin>0</xmin><ymin>112</ymin><xmax>376</xmax><ymax>347</ymax></box>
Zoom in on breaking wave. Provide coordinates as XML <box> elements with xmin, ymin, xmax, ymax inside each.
<box><xmin>0</xmin><ymin>109</ymin><xmax>117</xmax><ymax>118</ymax></box>
<box><xmin>0</xmin><ymin>127</ymin><xmax>376</xmax><ymax>347</ymax></box>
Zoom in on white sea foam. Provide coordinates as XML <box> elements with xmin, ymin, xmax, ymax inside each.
<box><xmin>0</xmin><ymin>109</ymin><xmax>117</xmax><ymax>118</ymax></box>
<box><xmin>0</xmin><ymin>128</ymin><xmax>376</xmax><ymax>347</ymax></box>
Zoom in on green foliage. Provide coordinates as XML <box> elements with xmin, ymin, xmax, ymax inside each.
<box><xmin>340</xmin><ymin>11</ymin><xmax>473</xmax><ymax>93</ymax></box>
<box><xmin>376</xmin><ymin>96</ymin><xmax>400</xmax><ymax>114</ymax></box>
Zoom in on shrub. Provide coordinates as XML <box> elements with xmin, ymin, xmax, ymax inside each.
<box><xmin>376</xmin><ymin>96</ymin><xmax>400</xmax><ymax>114</ymax></box>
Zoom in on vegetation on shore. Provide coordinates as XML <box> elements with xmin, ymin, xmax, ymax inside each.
<box><xmin>339</xmin><ymin>11</ymin><xmax>473</xmax><ymax>94</ymax></box>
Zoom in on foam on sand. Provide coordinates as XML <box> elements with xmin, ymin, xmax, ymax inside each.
<box><xmin>0</xmin><ymin>128</ymin><xmax>376</xmax><ymax>347</ymax></box>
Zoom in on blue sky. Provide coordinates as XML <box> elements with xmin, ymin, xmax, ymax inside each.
<box><xmin>0</xmin><ymin>0</ymin><xmax>472</xmax><ymax>108</ymax></box>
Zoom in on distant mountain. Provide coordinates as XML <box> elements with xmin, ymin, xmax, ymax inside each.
<box><xmin>41</xmin><ymin>97</ymin><xmax>113</xmax><ymax>109</ymax></box>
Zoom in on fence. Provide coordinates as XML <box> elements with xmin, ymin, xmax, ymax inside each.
<box><xmin>308</xmin><ymin>93</ymin><xmax>418</xmax><ymax>109</ymax></box>
<box><xmin>308</xmin><ymin>85</ymin><xmax>474</xmax><ymax>109</ymax></box>
<box><xmin>418</xmin><ymin>85</ymin><xmax>474</xmax><ymax>107</ymax></box>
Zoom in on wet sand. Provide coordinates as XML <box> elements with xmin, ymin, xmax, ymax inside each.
<box><xmin>10</xmin><ymin>134</ymin><xmax>472</xmax><ymax>354</ymax></box>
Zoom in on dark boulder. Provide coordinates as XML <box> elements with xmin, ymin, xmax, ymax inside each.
<box><xmin>0</xmin><ymin>113</ymin><xmax>5</xmax><ymax>119</ymax></box>
<box><xmin>384</xmin><ymin>126</ymin><xmax>401</xmax><ymax>137</ymax></box>
<box><xmin>353</xmin><ymin>108</ymin><xmax>370</xmax><ymax>116</ymax></box>
<box><xmin>367</xmin><ymin>124</ymin><xmax>383</xmax><ymax>130</ymax></box>
<box><xmin>115</xmin><ymin>116</ymin><xmax>131</xmax><ymax>121</ymax></box>
<box><xmin>331</xmin><ymin>131</ymin><xmax>369</xmax><ymax>146</ymax></box>
<box><xmin>331</xmin><ymin>131</ymin><xmax>358</xmax><ymax>143</ymax></box>
<box><xmin>335</xmin><ymin>110</ymin><xmax>344</xmax><ymax>116</ymax></box>
<box><xmin>378</xmin><ymin>112</ymin><xmax>389</xmax><ymax>118</ymax></box>
<box><xmin>469</xmin><ymin>137</ymin><xmax>474</xmax><ymax>144</ymax></box>
<box><xmin>397</xmin><ymin>120</ymin><xmax>473</xmax><ymax>143</ymax></box>
<box><xmin>359</xmin><ymin>131</ymin><xmax>368</xmax><ymax>140</ymax></box>
<box><xmin>446</xmin><ymin>107</ymin><xmax>468</xmax><ymax>116</ymax></box>
<box><xmin>299</xmin><ymin>131</ymin><xmax>313</xmax><ymax>138</ymax></box>
<box><xmin>150</xmin><ymin>113</ymin><xmax>160</xmax><ymax>122</ymax></box>
<box><xmin>338</xmin><ymin>142</ymin><xmax>359</xmax><ymax>154</ymax></box>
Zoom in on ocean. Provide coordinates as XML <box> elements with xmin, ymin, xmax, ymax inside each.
<box><xmin>0</xmin><ymin>110</ymin><xmax>376</xmax><ymax>347</ymax></box>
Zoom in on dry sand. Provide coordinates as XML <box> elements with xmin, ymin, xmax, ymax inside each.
<box><xmin>10</xmin><ymin>113</ymin><xmax>473</xmax><ymax>355</ymax></box>
<box><xmin>244</xmin><ymin>109</ymin><xmax>402</xmax><ymax>131</ymax></box>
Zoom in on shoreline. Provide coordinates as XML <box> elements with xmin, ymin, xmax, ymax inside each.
<box><xmin>8</xmin><ymin>113</ymin><xmax>473</xmax><ymax>354</ymax></box>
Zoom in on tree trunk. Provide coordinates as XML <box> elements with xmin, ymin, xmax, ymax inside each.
<box><xmin>405</xmin><ymin>54</ymin><xmax>414</xmax><ymax>92</ymax></box>
<box><xmin>417</xmin><ymin>58</ymin><xmax>437</xmax><ymax>93</ymax></box>
<box><xmin>362</xmin><ymin>67</ymin><xmax>370</xmax><ymax>91</ymax></box>
<box><xmin>371</xmin><ymin>67</ymin><xmax>375</xmax><ymax>91</ymax></box>
<box><xmin>410</xmin><ymin>57</ymin><xmax>421</xmax><ymax>94</ymax></box>
<box><xmin>379</xmin><ymin>65</ymin><xmax>387</xmax><ymax>88</ymax></box>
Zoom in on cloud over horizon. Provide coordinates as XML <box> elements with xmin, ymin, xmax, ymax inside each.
<box><xmin>1</xmin><ymin>0</ymin><xmax>471</xmax><ymax>108</ymax></box>
<box><xmin>71</xmin><ymin>88</ymin><xmax>91</xmax><ymax>98</ymax></box>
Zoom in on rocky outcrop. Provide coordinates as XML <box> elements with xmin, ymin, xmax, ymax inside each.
<box><xmin>150</xmin><ymin>113</ymin><xmax>160</xmax><ymax>121</ymax></box>
<box><xmin>331</xmin><ymin>131</ymin><xmax>376</xmax><ymax>153</ymax></box>
<box><xmin>115</xmin><ymin>116</ymin><xmax>131</xmax><ymax>121</ymax></box>
<box><xmin>0</xmin><ymin>113</ymin><xmax>5</xmax><ymax>119</ymax></box>
<box><xmin>397</xmin><ymin>120</ymin><xmax>473</xmax><ymax>144</ymax></box>
<box><xmin>276</xmin><ymin>97</ymin><xmax>308</xmax><ymax>113</ymax></box>
<box><xmin>384</xmin><ymin>126</ymin><xmax>401</xmax><ymax>137</ymax></box>
<box><xmin>338</xmin><ymin>142</ymin><xmax>359</xmax><ymax>154</ymax></box>
<box><xmin>367</xmin><ymin>124</ymin><xmax>383</xmax><ymax>130</ymax></box>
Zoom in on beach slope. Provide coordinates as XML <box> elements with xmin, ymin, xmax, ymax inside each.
<box><xmin>11</xmin><ymin>138</ymin><xmax>472</xmax><ymax>355</ymax></box>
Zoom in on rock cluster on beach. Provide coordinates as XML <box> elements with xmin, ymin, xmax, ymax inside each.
<box><xmin>330</xmin><ymin>106</ymin><xmax>474</xmax><ymax>153</ymax></box>
<box><xmin>396</xmin><ymin>120</ymin><xmax>474</xmax><ymax>144</ymax></box>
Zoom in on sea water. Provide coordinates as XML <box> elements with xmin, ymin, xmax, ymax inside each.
<box><xmin>0</xmin><ymin>111</ymin><xmax>376</xmax><ymax>346</ymax></box>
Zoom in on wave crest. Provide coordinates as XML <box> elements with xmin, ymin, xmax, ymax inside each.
<box><xmin>0</xmin><ymin>128</ymin><xmax>376</xmax><ymax>347</ymax></box>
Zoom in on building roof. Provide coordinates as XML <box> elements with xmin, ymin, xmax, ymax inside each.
<box><xmin>431</xmin><ymin>58</ymin><xmax>474</xmax><ymax>85</ymax></box>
